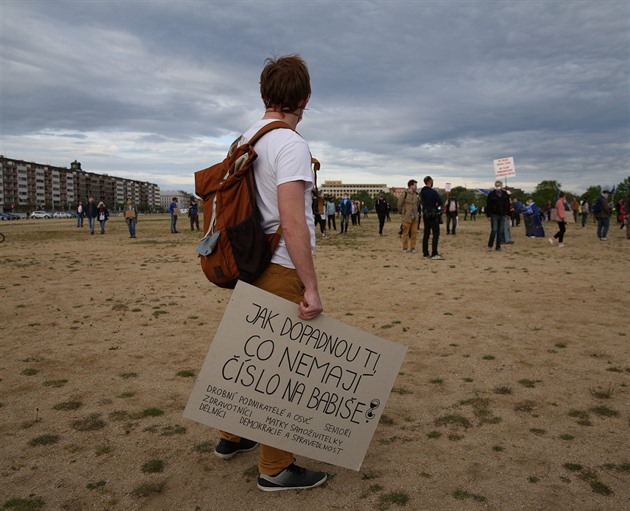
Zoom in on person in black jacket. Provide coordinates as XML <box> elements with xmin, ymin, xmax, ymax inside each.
<box><xmin>375</xmin><ymin>192</ymin><xmax>389</xmax><ymax>236</ymax></box>
<box><xmin>485</xmin><ymin>180</ymin><xmax>511</xmax><ymax>251</ymax></box>
<box><xmin>420</xmin><ymin>176</ymin><xmax>443</xmax><ymax>259</ymax></box>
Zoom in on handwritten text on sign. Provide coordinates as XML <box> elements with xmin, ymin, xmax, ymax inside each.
<box><xmin>493</xmin><ymin>157</ymin><xmax>516</xmax><ymax>178</ymax></box>
<box><xmin>183</xmin><ymin>281</ymin><xmax>407</xmax><ymax>471</ymax></box>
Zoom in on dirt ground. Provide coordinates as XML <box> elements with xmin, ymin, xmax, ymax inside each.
<box><xmin>0</xmin><ymin>213</ymin><xmax>628</xmax><ymax>511</ymax></box>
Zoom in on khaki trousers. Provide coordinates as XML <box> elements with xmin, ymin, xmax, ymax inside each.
<box><xmin>220</xmin><ymin>263</ymin><xmax>305</xmax><ymax>475</ymax></box>
<box><xmin>401</xmin><ymin>220</ymin><xmax>418</xmax><ymax>250</ymax></box>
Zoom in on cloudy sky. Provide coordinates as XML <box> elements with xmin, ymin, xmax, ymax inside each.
<box><xmin>1</xmin><ymin>0</ymin><xmax>628</xmax><ymax>194</ymax></box>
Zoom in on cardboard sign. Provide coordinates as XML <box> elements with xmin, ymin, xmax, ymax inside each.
<box><xmin>124</xmin><ymin>209</ymin><xmax>136</xmax><ymax>219</ymax></box>
<box><xmin>494</xmin><ymin>157</ymin><xmax>516</xmax><ymax>178</ymax></box>
<box><xmin>184</xmin><ymin>281</ymin><xmax>407</xmax><ymax>471</ymax></box>
<box><xmin>173</xmin><ymin>208</ymin><xmax>180</xmax><ymax>216</ymax></box>
<box><xmin>445</xmin><ymin>183</ymin><xmax>452</xmax><ymax>193</ymax></box>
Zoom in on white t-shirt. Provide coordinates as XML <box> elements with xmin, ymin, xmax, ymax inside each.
<box><xmin>243</xmin><ymin>119</ymin><xmax>315</xmax><ymax>269</ymax></box>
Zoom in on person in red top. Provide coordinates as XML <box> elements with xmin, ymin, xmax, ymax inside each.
<box><xmin>549</xmin><ymin>192</ymin><xmax>567</xmax><ymax>247</ymax></box>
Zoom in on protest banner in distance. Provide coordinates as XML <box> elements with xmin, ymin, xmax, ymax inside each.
<box><xmin>184</xmin><ymin>281</ymin><xmax>407</xmax><ymax>471</ymax></box>
<box><xmin>445</xmin><ymin>182</ymin><xmax>452</xmax><ymax>193</ymax></box>
<box><xmin>493</xmin><ymin>157</ymin><xmax>516</xmax><ymax>178</ymax></box>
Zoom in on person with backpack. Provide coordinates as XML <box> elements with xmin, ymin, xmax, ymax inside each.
<box><xmin>211</xmin><ymin>54</ymin><xmax>327</xmax><ymax>492</ymax></box>
<box><xmin>594</xmin><ymin>190</ymin><xmax>612</xmax><ymax>240</ymax></box>
<box><xmin>444</xmin><ymin>194</ymin><xmax>458</xmax><ymax>235</ymax></box>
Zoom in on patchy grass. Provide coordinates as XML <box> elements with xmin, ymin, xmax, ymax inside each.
<box><xmin>43</xmin><ymin>379</ymin><xmax>68</xmax><ymax>388</ymax></box>
<box><xmin>176</xmin><ymin>370</ymin><xmax>195</xmax><ymax>378</ymax></box>
<box><xmin>1</xmin><ymin>497</ymin><xmax>45</xmax><ymax>510</ymax></box>
<box><xmin>589</xmin><ymin>384</ymin><xmax>616</xmax><ymax>399</ymax></box>
<box><xmin>453</xmin><ymin>489</ymin><xmax>486</xmax><ymax>502</ymax></box>
<box><xmin>434</xmin><ymin>414</ymin><xmax>472</xmax><ymax>429</ymax></box>
<box><xmin>20</xmin><ymin>368</ymin><xmax>39</xmax><ymax>376</ymax></box>
<box><xmin>141</xmin><ymin>459</ymin><xmax>164</xmax><ymax>474</ymax></box>
<box><xmin>72</xmin><ymin>413</ymin><xmax>106</xmax><ymax>431</ymax></box>
<box><xmin>52</xmin><ymin>400</ymin><xmax>82</xmax><ymax>411</ymax></box>
<box><xmin>29</xmin><ymin>434</ymin><xmax>60</xmax><ymax>447</ymax></box>
<box><xmin>193</xmin><ymin>441</ymin><xmax>214</xmax><ymax>453</ymax></box>
<box><xmin>130</xmin><ymin>482</ymin><xmax>165</xmax><ymax>498</ymax></box>
<box><xmin>590</xmin><ymin>405</ymin><xmax>620</xmax><ymax>418</ymax></box>
<box><xmin>377</xmin><ymin>490</ymin><xmax>409</xmax><ymax>510</ymax></box>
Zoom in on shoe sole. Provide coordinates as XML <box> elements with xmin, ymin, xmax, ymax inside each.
<box><xmin>257</xmin><ymin>474</ymin><xmax>327</xmax><ymax>492</ymax></box>
<box><xmin>214</xmin><ymin>443</ymin><xmax>258</xmax><ymax>459</ymax></box>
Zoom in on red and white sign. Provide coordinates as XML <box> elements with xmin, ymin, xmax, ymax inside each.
<box><xmin>493</xmin><ymin>157</ymin><xmax>516</xmax><ymax>178</ymax></box>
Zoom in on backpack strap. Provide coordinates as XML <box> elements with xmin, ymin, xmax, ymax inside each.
<box><xmin>248</xmin><ymin>120</ymin><xmax>293</xmax><ymax>145</ymax></box>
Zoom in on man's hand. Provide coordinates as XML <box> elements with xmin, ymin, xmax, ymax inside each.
<box><xmin>298</xmin><ymin>288</ymin><xmax>323</xmax><ymax>320</ymax></box>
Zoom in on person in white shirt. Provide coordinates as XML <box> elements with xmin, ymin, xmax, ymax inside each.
<box><xmin>212</xmin><ymin>55</ymin><xmax>327</xmax><ymax>493</ymax></box>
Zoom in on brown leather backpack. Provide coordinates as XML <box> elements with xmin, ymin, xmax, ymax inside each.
<box><xmin>194</xmin><ymin>121</ymin><xmax>289</xmax><ymax>288</ymax></box>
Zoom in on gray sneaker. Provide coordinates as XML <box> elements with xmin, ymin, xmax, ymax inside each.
<box><xmin>257</xmin><ymin>463</ymin><xmax>327</xmax><ymax>492</ymax></box>
<box><xmin>214</xmin><ymin>438</ymin><xmax>258</xmax><ymax>459</ymax></box>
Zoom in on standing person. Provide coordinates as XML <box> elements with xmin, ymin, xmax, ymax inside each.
<box><xmin>169</xmin><ymin>197</ymin><xmax>179</xmax><ymax>233</ymax></box>
<box><xmin>462</xmin><ymin>202</ymin><xmax>469</xmax><ymax>221</ymax></box>
<box><xmin>545</xmin><ymin>200</ymin><xmax>553</xmax><ymax>221</ymax></box>
<box><xmin>325</xmin><ymin>199</ymin><xmax>336</xmax><ymax>231</ymax></box>
<box><xmin>397</xmin><ymin>179</ymin><xmax>419</xmax><ymax>253</ymax></box>
<box><xmin>549</xmin><ymin>191</ymin><xmax>567</xmax><ymax>247</ymax></box>
<box><xmin>339</xmin><ymin>193</ymin><xmax>352</xmax><ymax>234</ymax></box>
<box><xmin>212</xmin><ymin>54</ymin><xmax>326</xmax><ymax>492</ymax></box>
<box><xmin>350</xmin><ymin>200</ymin><xmax>358</xmax><ymax>226</ymax></box>
<box><xmin>469</xmin><ymin>203</ymin><xmax>477</xmax><ymax>221</ymax></box>
<box><xmin>522</xmin><ymin>197</ymin><xmax>545</xmax><ymax>238</ymax></box>
<box><xmin>375</xmin><ymin>192</ymin><xmax>389</xmax><ymax>236</ymax></box>
<box><xmin>189</xmin><ymin>198</ymin><xmax>200</xmax><ymax>231</ymax></box>
<box><xmin>502</xmin><ymin>191</ymin><xmax>514</xmax><ymax>244</ymax></box>
<box><xmin>86</xmin><ymin>196</ymin><xmax>98</xmax><ymax>235</ymax></box>
<box><xmin>96</xmin><ymin>201</ymin><xmax>109</xmax><ymax>235</ymax></box>
<box><xmin>512</xmin><ymin>198</ymin><xmax>522</xmax><ymax>227</ymax></box>
<box><xmin>570</xmin><ymin>197</ymin><xmax>580</xmax><ymax>224</ymax></box>
<box><xmin>420</xmin><ymin>176</ymin><xmax>443</xmax><ymax>259</ymax></box>
<box><xmin>123</xmin><ymin>198</ymin><xmax>138</xmax><ymax>238</ymax></box>
<box><xmin>444</xmin><ymin>194</ymin><xmax>458</xmax><ymax>235</ymax></box>
<box><xmin>594</xmin><ymin>190</ymin><xmax>612</xmax><ymax>240</ymax></box>
<box><xmin>580</xmin><ymin>199</ymin><xmax>589</xmax><ymax>228</ymax></box>
<box><xmin>76</xmin><ymin>200</ymin><xmax>85</xmax><ymax>228</ymax></box>
<box><xmin>485</xmin><ymin>180</ymin><xmax>511</xmax><ymax>252</ymax></box>
<box><xmin>312</xmin><ymin>190</ymin><xmax>327</xmax><ymax>239</ymax></box>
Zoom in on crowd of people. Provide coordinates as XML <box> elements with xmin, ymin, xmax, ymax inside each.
<box><xmin>306</xmin><ymin>181</ymin><xmax>628</xmax><ymax>257</ymax></box>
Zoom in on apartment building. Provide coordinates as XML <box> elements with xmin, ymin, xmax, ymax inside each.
<box><xmin>0</xmin><ymin>157</ymin><xmax>161</xmax><ymax>212</ymax></box>
<box><xmin>319</xmin><ymin>180</ymin><xmax>388</xmax><ymax>198</ymax></box>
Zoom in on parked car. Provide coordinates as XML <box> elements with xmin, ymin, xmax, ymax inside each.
<box><xmin>0</xmin><ymin>212</ymin><xmax>20</xmax><ymax>220</ymax></box>
<box><xmin>30</xmin><ymin>211</ymin><xmax>51</xmax><ymax>219</ymax></box>
<box><xmin>52</xmin><ymin>212</ymin><xmax>74</xmax><ymax>218</ymax></box>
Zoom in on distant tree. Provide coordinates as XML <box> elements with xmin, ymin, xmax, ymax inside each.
<box><xmin>613</xmin><ymin>176</ymin><xmax>630</xmax><ymax>203</ymax></box>
<box><xmin>532</xmin><ymin>180</ymin><xmax>562</xmax><ymax>207</ymax></box>
<box><xmin>353</xmin><ymin>190</ymin><xmax>374</xmax><ymax>210</ymax></box>
<box><xmin>448</xmin><ymin>186</ymin><xmax>476</xmax><ymax>207</ymax></box>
